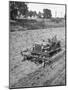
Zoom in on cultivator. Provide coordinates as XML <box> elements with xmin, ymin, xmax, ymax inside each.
<box><xmin>21</xmin><ymin>36</ymin><xmax>62</xmax><ymax>67</ymax></box>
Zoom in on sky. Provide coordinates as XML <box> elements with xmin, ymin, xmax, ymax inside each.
<box><xmin>27</xmin><ymin>3</ymin><xmax>65</xmax><ymax>18</ymax></box>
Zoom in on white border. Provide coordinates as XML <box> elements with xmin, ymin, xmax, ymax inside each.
<box><xmin>0</xmin><ymin>0</ymin><xmax>68</xmax><ymax>90</ymax></box>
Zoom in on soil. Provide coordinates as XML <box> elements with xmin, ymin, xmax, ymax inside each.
<box><xmin>9</xmin><ymin>27</ymin><xmax>66</xmax><ymax>88</ymax></box>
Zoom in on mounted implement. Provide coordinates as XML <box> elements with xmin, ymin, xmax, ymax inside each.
<box><xmin>21</xmin><ymin>36</ymin><xmax>62</xmax><ymax>67</ymax></box>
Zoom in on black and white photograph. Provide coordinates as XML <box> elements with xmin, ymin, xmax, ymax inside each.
<box><xmin>9</xmin><ymin>1</ymin><xmax>66</xmax><ymax>89</ymax></box>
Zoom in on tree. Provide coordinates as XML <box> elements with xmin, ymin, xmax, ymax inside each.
<box><xmin>10</xmin><ymin>1</ymin><xmax>28</xmax><ymax>20</ymax></box>
<box><xmin>32</xmin><ymin>11</ymin><xmax>37</xmax><ymax>17</ymax></box>
<box><xmin>10</xmin><ymin>1</ymin><xmax>18</xmax><ymax>20</ymax></box>
<box><xmin>28</xmin><ymin>11</ymin><xmax>33</xmax><ymax>17</ymax></box>
<box><xmin>38</xmin><ymin>11</ymin><xmax>42</xmax><ymax>18</ymax></box>
<box><xmin>43</xmin><ymin>9</ymin><xmax>52</xmax><ymax>18</ymax></box>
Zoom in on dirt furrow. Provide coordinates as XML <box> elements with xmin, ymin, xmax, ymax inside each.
<box><xmin>11</xmin><ymin>52</ymin><xmax>65</xmax><ymax>88</ymax></box>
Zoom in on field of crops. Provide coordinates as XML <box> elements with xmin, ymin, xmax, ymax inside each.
<box><xmin>9</xmin><ymin>20</ymin><xmax>66</xmax><ymax>88</ymax></box>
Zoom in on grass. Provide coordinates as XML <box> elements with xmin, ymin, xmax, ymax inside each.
<box><xmin>10</xmin><ymin>18</ymin><xmax>65</xmax><ymax>32</ymax></box>
<box><xmin>9</xmin><ymin>26</ymin><xmax>65</xmax><ymax>87</ymax></box>
<box><xmin>9</xmin><ymin>18</ymin><xmax>65</xmax><ymax>88</ymax></box>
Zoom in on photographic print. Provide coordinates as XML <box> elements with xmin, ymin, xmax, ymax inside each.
<box><xmin>9</xmin><ymin>1</ymin><xmax>66</xmax><ymax>89</ymax></box>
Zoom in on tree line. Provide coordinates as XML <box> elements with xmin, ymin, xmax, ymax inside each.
<box><xmin>10</xmin><ymin>1</ymin><xmax>52</xmax><ymax>20</ymax></box>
